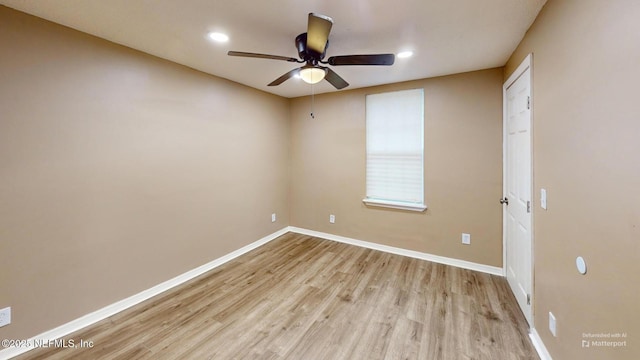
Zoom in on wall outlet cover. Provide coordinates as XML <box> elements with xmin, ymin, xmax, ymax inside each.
<box><xmin>549</xmin><ymin>311</ymin><xmax>557</xmax><ymax>337</ymax></box>
<box><xmin>0</xmin><ymin>307</ymin><xmax>11</xmax><ymax>327</ymax></box>
<box><xmin>462</xmin><ymin>233</ymin><xmax>471</xmax><ymax>245</ymax></box>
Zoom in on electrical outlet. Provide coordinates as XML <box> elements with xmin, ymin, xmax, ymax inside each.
<box><xmin>461</xmin><ymin>233</ymin><xmax>471</xmax><ymax>245</ymax></box>
<box><xmin>271</xmin><ymin>213</ymin><xmax>276</xmax><ymax>223</ymax></box>
<box><xmin>329</xmin><ymin>214</ymin><xmax>335</xmax><ymax>224</ymax></box>
<box><xmin>0</xmin><ymin>307</ymin><xmax>11</xmax><ymax>327</ymax></box>
<box><xmin>549</xmin><ymin>312</ymin><xmax>557</xmax><ymax>337</ymax></box>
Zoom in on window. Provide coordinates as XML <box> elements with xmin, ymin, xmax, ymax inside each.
<box><xmin>363</xmin><ymin>88</ymin><xmax>426</xmax><ymax>211</ymax></box>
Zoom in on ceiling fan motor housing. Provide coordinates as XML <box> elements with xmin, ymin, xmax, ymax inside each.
<box><xmin>296</xmin><ymin>33</ymin><xmax>327</xmax><ymax>62</ymax></box>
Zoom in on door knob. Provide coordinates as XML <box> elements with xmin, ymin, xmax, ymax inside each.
<box><xmin>500</xmin><ymin>197</ymin><xmax>509</xmax><ymax>205</ymax></box>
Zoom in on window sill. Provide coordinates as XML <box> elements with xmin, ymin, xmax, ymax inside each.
<box><xmin>362</xmin><ymin>198</ymin><xmax>427</xmax><ymax>212</ymax></box>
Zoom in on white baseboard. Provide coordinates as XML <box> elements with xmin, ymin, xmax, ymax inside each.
<box><xmin>0</xmin><ymin>227</ymin><xmax>289</xmax><ymax>360</ymax></box>
<box><xmin>530</xmin><ymin>327</ymin><xmax>553</xmax><ymax>360</ymax></box>
<box><xmin>287</xmin><ymin>227</ymin><xmax>504</xmax><ymax>276</ymax></box>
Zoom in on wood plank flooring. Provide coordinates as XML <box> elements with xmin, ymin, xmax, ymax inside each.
<box><xmin>15</xmin><ymin>233</ymin><xmax>539</xmax><ymax>359</ymax></box>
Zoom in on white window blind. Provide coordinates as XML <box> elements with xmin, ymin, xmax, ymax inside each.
<box><xmin>364</xmin><ymin>88</ymin><xmax>425</xmax><ymax>211</ymax></box>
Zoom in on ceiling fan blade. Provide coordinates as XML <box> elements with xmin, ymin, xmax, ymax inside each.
<box><xmin>268</xmin><ymin>68</ymin><xmax>301</xmax><ymax>86</ymax></box>
<box><xmin>324</xmin><ymin>67</ymin><xmax>349</xmax><ymax>89</ymax></box>
<box><xmin>228</xmin><ymin>51</ymin><xmax>300</xmax><ymax>63</ymax></box>
<box><xmin>327</xmin><ymin>54</ymin><xmax>395</xmax><ymax>66</ymax></box>
<box><xmin>307</xmin><ymin>13</ymin><xmax>333</xmax><ymax>55</ymax></box>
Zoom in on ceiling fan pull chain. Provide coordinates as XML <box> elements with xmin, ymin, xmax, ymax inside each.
<box><xmin>310</xmin><ymin>83</ymin><xmax>315</xmax><ymax>119</ymax></box>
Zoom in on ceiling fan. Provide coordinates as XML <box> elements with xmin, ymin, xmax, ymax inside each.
<box><xmin>228</xmin><ymin>13</ymin><xmax>395</xmax><ymax>90</ymax></box>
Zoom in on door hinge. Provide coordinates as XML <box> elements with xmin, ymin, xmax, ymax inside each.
<box><xmin>527</xmin><ymin>294</ymin><xmax>531</xmax><ymax>305</ymax></box>
<box><xmin>527</xmin><ymin>201</ymin><xmax>531</xmax><ymax>213</ymax></box>
<box><xmin>527</xmin><ymin>96</ymin><xmax>531</xmax><ymax>110</ymax></box>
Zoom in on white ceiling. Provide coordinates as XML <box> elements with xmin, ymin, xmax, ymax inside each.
<box><xmin>1</xmin><ymin>0</ymin><xmax>547</xmax><ymax>98</ymax></box>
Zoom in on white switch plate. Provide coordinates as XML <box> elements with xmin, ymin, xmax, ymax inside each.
<box><xmin>462</xmin><ymin>233</ymin><xmax>471</xmax><ymax>245</ymax></box>
<box><xmin>329</xmin><ymin>214</ymin><xmax>335</xmax><ymax>224</ymax></box>
<box><xmin>549</xmin><ymin>312</ymin><xmax>557</xmax><ymax>337</ymax></box>
<box><xmin>0</xmin><ymin>307</ymin><xmax>11</xmax><ymax>327</ymax></box>
<box><xmin>541</xmin><ymin>188</ymin><xmax>547</xmax><ymax>210</ymax></box>
<box><xmin>271</xmin><ymin>213</ymin><xmax>276</xmax><ymax>223</ymax></box>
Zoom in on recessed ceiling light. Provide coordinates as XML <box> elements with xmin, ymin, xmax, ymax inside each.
<box><xmin>208</xmin><ymin>32</ymin><xmax>229</xmax><ymax>43</ymax></box>
<box><xmin>397</xmin><ymin>51</ymin><xmax>413</xmax><ymax>59</ymax></box>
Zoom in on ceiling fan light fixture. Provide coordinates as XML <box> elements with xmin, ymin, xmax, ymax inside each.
<box><xmin>299</xmin><ymin>67</ymin><xmax>326</xmax><ymax>84</ymax></box>
<box><xmin>397</xmin><ymin>51</ymin><xmax>413</xmax><ymax>59</ymax></box>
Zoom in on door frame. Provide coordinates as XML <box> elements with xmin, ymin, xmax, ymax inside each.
<box><xmin>502</xmin><ymin>53</ymin><xmax>534</xmax><ymax>326</ymax></box>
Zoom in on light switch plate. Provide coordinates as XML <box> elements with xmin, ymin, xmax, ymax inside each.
<box><xmin>541</xmin><ymin>188</ymin><xmax>547</xmax><ymax>210</ymax></box>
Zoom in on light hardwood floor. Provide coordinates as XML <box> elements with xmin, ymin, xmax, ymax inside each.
<box><xmin>16</xmin><ymin>233</ymin><xmax>539</xmax><ymax>359</ymax></box>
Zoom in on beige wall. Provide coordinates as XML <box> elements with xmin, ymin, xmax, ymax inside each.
<box><xmin>290</xmin><ymin>69</ymin><xmax>504</xmax><ymax>267</ymax></box>
<box><xmin>0</xmin><ymin>6</ymin><xmax>290</xmax><ymax>340</ymax></box>
<box><xmin>505</xmin><ymin>1</ymin><xmax>640</xmax><ymax>359</ymax></box>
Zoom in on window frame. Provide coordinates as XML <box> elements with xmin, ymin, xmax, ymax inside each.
<box><xmin>362</xmin><ymin>88</ymin><xmax>427</xmax><ymax>212</ymax></box>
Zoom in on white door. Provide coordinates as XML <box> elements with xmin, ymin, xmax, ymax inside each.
<box><xmin>504</xmin><ymin>55</ymin><xmax>532</xmax><ymax>325</ymax></box>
